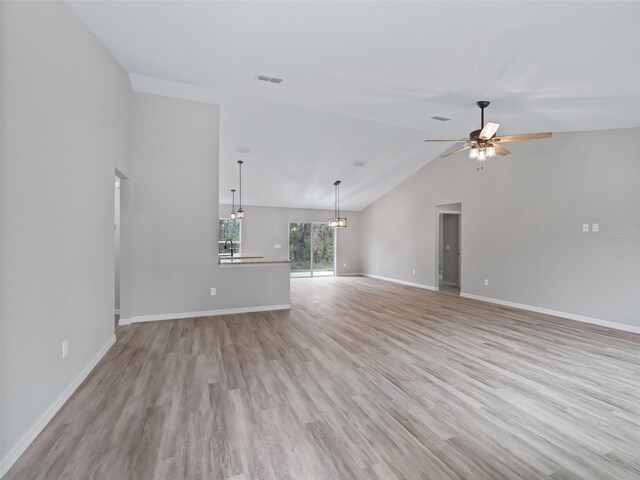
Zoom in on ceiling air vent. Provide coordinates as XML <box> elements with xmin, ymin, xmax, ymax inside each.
<box><xmin>235</xmin><ymin>145</ymin><xmax>252</xmax><ymax>154</ymax></box>
<box><xmin>353</xmin><ymin>161</ymin><xmax>367</xmax><ymax>167</ymax></box>
<box><xmin>256</xmin><ymin>74</ymin><xmax>283</xmax><ymax>84</ymax></box>
<box><xmin>431</xmin><ymin>116</ymin><xmax>451</xmax><ymax>122</ymax></box>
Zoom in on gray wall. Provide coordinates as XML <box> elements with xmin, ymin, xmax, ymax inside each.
<box><xmin>361</xmin><ymin>128</ymin><xmax>640</xmax><ymax>327</ymax></box>
<box><xmin>219</xmin><ymin>204</ymin><xmax>361</xmax><ymax>275</ymax></box>
<box><xmin>128</xmin><ymin>93</ymin><xmax>290</xmax><ymax>320</ymax></box>
<box><xmin>1</xmin><ymin>0</ymin><xmax>131</xmax><ymax>463</ymax></box>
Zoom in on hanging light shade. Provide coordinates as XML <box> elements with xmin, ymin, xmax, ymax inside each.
<box><xmin>236</xmin><ymin>160</ymin><xmax>245</xmax><ymax>219</ymax></box>
<box><xmin>328</xmin><ymin>180</ymin><xmax>347</xmax><ymax>228</ymax></box>
<box><xmin>229</xmin><ymin>189</ymin><xmax>237</xmax><ymax>220</ymax></box>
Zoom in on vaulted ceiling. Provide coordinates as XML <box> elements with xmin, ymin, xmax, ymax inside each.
<box><xmin>67</xmin><ymin>1</ymin><xmax>640</xmax><ymax>210</ymax></box>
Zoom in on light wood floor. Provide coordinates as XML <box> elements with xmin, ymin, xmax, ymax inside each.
<box><xmin>6</xmin><ymin>276</ymin><xmax>640</xmax><ymax>480</ymax></box>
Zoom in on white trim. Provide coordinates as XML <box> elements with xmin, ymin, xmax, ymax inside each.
<box><xmin>118</xmin><ymin>317</ymin><xmax>131</xmax><ymax>326</ymax></box>
<box><xmin>0</xmin><ymin>335</ymin><xmax>117</xmax><ymax>477</ymax></box>
<box><xmin>363</xmin><ymin>273</ymin><xmax>437</xmax><ymax>291</ymax></box>
<box><xmin>460</xmin><ymin>293</ymin><xmax>640</xmax><ymax>335</ymax></box>
<box><xmin>130</xmin><ymin>304</ymin><xmax>291</xmax><ymax>324</ymax></box>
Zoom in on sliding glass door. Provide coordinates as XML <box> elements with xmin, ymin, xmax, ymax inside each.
<box><xmin>289</xmin><ymin>222</ymin><xmax>335</xmax><ymax>277</ymax></box>
<box><xmin>289</xmin><ymin>223</ymin><xmax>312</xmax><ymax>275</ymax></box>
<box><xmin>311</xmin><ymin>223</ymin><xmax>335</xmax><ymax>276</ymax></box>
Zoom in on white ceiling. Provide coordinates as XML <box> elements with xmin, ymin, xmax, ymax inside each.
<box><xmin>67</xmin><ymin>1</ymin><xmax>640</xmax><ymax>210</ymax></box>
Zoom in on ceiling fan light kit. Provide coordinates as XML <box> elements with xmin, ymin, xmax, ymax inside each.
<box><xmin>424</xmin><ymin>100</ymin><xmax>552</xmax><ymax>162</ymax></box>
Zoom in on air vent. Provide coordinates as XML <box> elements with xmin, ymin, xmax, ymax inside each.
<box><xmin>256</xmin><ymin>74</ymin><xmax>283</xmax><ymax>84</ymax></box>
<box><xmin>431</xmin><ymin>116</ymin><xmax>451</xmax><ymax>122</ymax></box>
<box><xmin>235</xmin><ymin>145</ymin><xmax>252</xmax><ymax>154</ymax></box>
<box><xmin>353</xmin><ymin>161</ymin><xmax>367</xmax><ymax>167</ymax></box>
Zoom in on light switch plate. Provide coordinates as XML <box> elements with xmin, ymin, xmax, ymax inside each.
<box><xmin>446</xmin><ymin>245</ymin><xmax>450</xmax><ymax>250</ymax></box>
<box><xmin>484</xmin><ymin>279</ymin><xmax>489</xmax><ymax>286</ymax></box>
<box><xmin>62</xmin><ymin>340</ymin><xmax>69</xmax><ymax>359</ymax></box>
<box><xmin>274</xmin><ymin>244</ymin><xmax>281</xmax><ymax>249</ymax></box>
<box><xmin>592</xmin><ymin>223</ymin><xmax>599</xmax><ymax>232</ymax></box>
<box><xmin>582</xmin><ymin>224</ymin><xmax>590</xmax><ymax>232</ymax></box>
<box><xmin>210</xmin><ymin>288</ymin><xmax>216</xmax><ymax>296</ymax></box>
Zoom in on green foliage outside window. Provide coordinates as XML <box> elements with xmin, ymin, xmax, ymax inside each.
<box><xmin>289</xmin><ymin>222</ymin><xmax>334</xmax><ymax>272</ymax></box>
<box><xmin>219</xmin><ymin>218</ymin><xmax>240</xmax><ymax>254</ymax></box>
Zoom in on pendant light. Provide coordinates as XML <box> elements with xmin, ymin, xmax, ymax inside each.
<box><xmin>236</xmin><ymin>160</ymin><xmax>245</xmax><ymax>219</ymax></box>
<box><xmin>229</xmin><ymin>189</ymin><xmax>237</xmax><ymax>220</ymax></box>
<box><xmin>328</xmin><ymin>180</ymin><xmax>347</xmax><ymax>228</ymax></box>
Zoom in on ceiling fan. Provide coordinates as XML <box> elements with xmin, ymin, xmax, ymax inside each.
<box><xmin>424</xmin><ymin>101</ymin><xmax>552</xmax><ymax>161</ymax></box>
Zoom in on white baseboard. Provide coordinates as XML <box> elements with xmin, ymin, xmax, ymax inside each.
<box><xmin>363</xmin><ymin>273</ymin><xmax>437</xmax><ymax>291</ymax></box>
<box><xmin>0</xmin><ymin>335</ymin><xmax>117</xmax><ymax>477</ymax></box>
<box><xmin>130</xmin><ymin>304</ymin><xmax>291</xmax><ymax>324</ymax></box>
<box><xmin>460</xmin><ymin>293</ymin><xmax>640</xmax><ymax>335</ymax></box>
<box><xmin>118</xmin><ymin>317</ymin><xmax>131</xmax><ymax>326</ymax></box>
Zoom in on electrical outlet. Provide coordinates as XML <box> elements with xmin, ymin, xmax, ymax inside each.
<box><xmin>446</xmin><ymin>245</ymin><xmax>450</xmax><ymax>250</ymax></box>
<box><xmin>210</xmin><ymin>288</ymin><xmax>216</xmax><ymax>296</ymax></box>
<box><xmin>376</xmin><ymin>264</ymin><xmax>379</xmax><ymax>271</ymax></box>
<box><xmin>592</xmin><ymin>223</ymin><xmax>599</xmax><ymax>232</ymax></box>
<box><xmin>412</xmin><ymin>269</ymin><xmax>416</xmax><ymax>275</ymax></box>
<box><xmin>582</xmin><ymin>224</ymin><xmax>590</xmax><ymax>232</ymax></box>
<box><xmin>343</xmin><ymin>263</ymin><xmax>347</xmax><ymax>268</ymax></box>
<box><xmin>62</xmin><ymin>340</ymin><xmax>69</xmax><ymax>359</ymax></box>
<box><xmin>274</xmin><ymin>244</ymin><xmax>281</xmax><ymax>249</ymax></box>
<box><xmin>484</xmin><ymin>279</ymin><xmax>489</xmax><ymax>286</ymax></box>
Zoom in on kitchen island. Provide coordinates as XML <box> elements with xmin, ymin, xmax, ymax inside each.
<box><xmin>216</xmin><ymin>255</ymin><xmax>291</xmax><ymax>311</ymax></box>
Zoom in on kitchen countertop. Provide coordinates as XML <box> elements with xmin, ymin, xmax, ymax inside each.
<box><xmin>218</xmin><ymin>257</ymin><xmax>291</xmax><ymax>266</ymax></box>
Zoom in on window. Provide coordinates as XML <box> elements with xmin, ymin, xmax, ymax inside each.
<box><xmin>218</xmin><ymin>218</ymin><xmax>241</xmax><ymax>255</ymax></box>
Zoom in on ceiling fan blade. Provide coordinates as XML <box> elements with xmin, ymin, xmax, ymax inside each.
<box><xmin>424</xmin><ymin>139</ymin><xmax>466</xmax><ymax>142</ymax></box>
<box><xmin>479</xmin><ymin>122</ymin><xmax>500</xmax><ymax>140</ymax></box>
<box><xmin>494</xmin><ymin>144</ymin><xmax>511</xmax><ymax>156</ymax></box>
<box><xmin>493</xmin><ymin>132</ymin><xmax>552</xmax><ymax>143</ymax></box>
<box><xmin>439</xmin><ymin>143</ymin><xmax>470</xmax><ymax>158</ymax></box>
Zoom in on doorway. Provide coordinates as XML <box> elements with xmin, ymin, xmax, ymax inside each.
<box><xmin>436</xmin><ymin>203</ymin><xmax>461</xmax><ymax>295</ymax></box>
<box><xmin>114</xmin><ymin>174</ymin><xmax>121</xmax><ymax>327</ymax></box>
<box><xmin>288</xmin><ymin>222</ymin><xmax>335</xmax><ymax>277</ymax></box>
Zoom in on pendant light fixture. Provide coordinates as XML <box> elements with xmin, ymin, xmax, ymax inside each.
<box><xmin>236</xmin><ymin>160</ymin><xmax>245</xmax><ymax>219</ymax></box>
<box><xmin>229</xmin><ymin>189</ymin><xmax>237</xmax><ymax>220</ymax></box>
<box><xmin>328</xmin><ymin>180</ymin><xmax>347</xmax><ymax>228</ymax></box>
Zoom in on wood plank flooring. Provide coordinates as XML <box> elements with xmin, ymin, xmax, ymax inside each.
<box><xmin>6</xmin><ymin>276</ymin><xmax>640</xmax><ymax>479</ymax></box>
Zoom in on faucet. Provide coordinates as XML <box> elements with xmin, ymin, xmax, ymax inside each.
<box><xmin>223</xmin><ymin>239</ymin><xmax>234</xmax><ymax>258</ymax></box>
